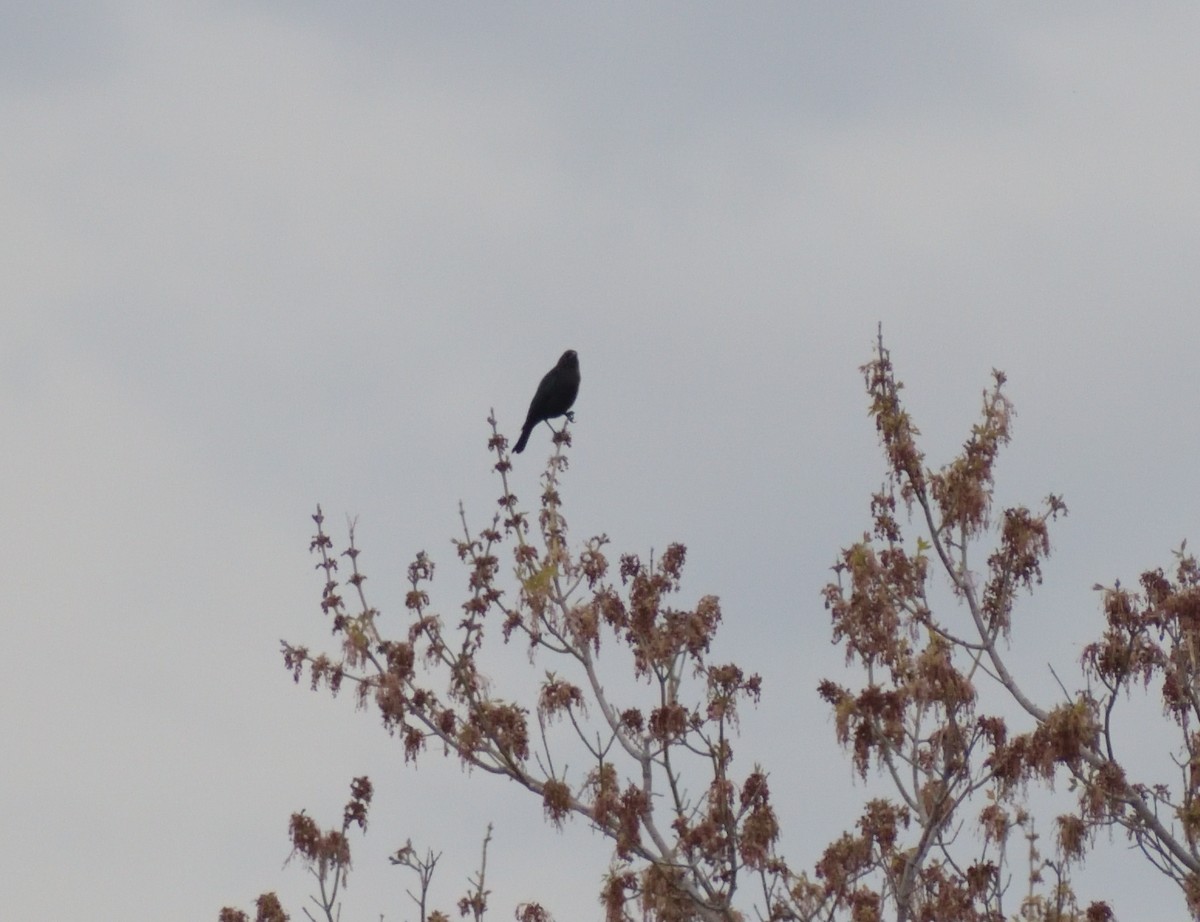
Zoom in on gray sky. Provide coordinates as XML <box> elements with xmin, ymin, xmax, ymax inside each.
<box><xmin>3</xmin><ymin>3</ymin><xmax>1199</xmax><ymax>919</ymax></box>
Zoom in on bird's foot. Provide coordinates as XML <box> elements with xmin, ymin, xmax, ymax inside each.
<box><xmin>564</xmin><ymin>411</ymin><xmax>575</xmax><ymax>423</ymax></box>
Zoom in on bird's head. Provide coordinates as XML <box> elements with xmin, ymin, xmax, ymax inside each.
<box><xmin>559</xmin><ymin>349</ymin><xmax>579</xmax><ymax>368</ymax></box>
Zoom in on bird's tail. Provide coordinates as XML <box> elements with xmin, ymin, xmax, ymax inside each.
<box><xmin>513</xmin><ymin>424</ymin><xmax>532</xmax><ymax>454</ymax></box>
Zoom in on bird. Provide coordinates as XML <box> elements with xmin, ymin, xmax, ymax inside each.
<box><xmin>513</xmin><ymin>349</ymin><xmax>581</xmax><ymax>454</ymax></box>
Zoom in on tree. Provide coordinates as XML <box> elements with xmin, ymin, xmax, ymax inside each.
<box><xmin>813</xmin><ymin>332</ymin><xmax>1200</xmax><ymax>920</ymax></box>
<box><xmin>223</xmin><ymin>334</ymin><xmax>1200</xmax><ymax>921</ymax></box>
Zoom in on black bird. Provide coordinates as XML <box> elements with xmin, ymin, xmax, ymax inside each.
<box><xmin>513</xmin><ymin>349</ymin><xmax>581</xmax><ymax>454</ymax></box>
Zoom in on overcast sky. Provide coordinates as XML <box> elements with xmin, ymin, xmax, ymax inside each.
<box><xmin>4</xmin><ymin>3</ymin><xmax>1200</xmax><ymax>919</ymax></box>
